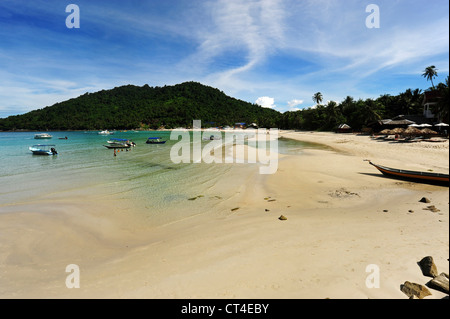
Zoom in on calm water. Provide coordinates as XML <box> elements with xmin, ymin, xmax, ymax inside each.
<box><xmin>0</xmin><ymin>130</ymin><xmax>322</xmax><ymax>225</ymax></box>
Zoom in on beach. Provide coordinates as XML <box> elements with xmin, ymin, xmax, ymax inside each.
<box><xmin>0</xmin><ymin>131</ymin><xmax>448</xmax><ymax>299</ymax></box>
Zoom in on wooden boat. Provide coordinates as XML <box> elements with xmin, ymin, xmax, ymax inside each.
<box><xmin>368</xmin><ymin>161</ymin><xmax>449</xmax><ymax>186</ymax></box>
<box><xmin>29</xmin><ymin>144</ymin><xmax>58</xmax><ymax>155</ymax></box>
<box><xmin>146</xmin><ymin>137</ymin><xmax>166</xmax><ymax>144</ymax></box>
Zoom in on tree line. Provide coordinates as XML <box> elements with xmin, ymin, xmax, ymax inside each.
<box><xmin>0</xmin><ymin>71</ymin><xmax>448</xmax><ymax>132</ymax></box>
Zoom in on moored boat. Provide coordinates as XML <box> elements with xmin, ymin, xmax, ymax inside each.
<box><xmin>146</xmin><ymin>137</ymin><xmax>166</xmax><ymax>144</ymax></box>
<box><xmin>98</xmin><ymin>130</ymin><xmax>113</xmax><ymax>135</ymax></box>
<box><xmin>34</xmin><ymin>133</ymin><xmax>53</xmax><ymax>139</ymax></box>
<box><xmin>368</xmin><ymin>161</ymin><xmax>449</xmax><ymax>186</ymax></box>
<box><xmin>104</xmin><ymin>138</ymin><xmax>135</xmax><ymax>149</ymax></box>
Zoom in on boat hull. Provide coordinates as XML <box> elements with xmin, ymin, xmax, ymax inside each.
<box><xmin>146</xmin><ymin>141</ymin><xmax>166</xmax><ymax>144</ymax></box>
<box><xmin>369</xmin><ymin>162</ymin><xmax>449</xmax><ymax>186</ymax></box>
<box><xmin>103</xmin><ymin>144</ymin><xmax>131</xmax><ymax>149</ymax></box>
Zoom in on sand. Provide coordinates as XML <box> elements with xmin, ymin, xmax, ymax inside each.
<box><xmin>0</xmin><ymin>131</ymin><xmax>448</xmax><ymax>299</ymax></box>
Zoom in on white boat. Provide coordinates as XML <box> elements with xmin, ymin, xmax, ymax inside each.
<box><xmin>34</xmin><ymin>133</ymin><xmax>53</xmax><ymax>139</ymax></box>
<box><xmin>98</xmin><ymin>130</ymin><xmax>113</xmax><ymax>135</ymax></box>
<box><xmin>29</xmin><ymin>144</ymin><xmax>58</xmax><ymax>155</ymax></box>
<box><xmin>104</xmin><ymin>138</ymin><xmax>136</xmax><ymax>149</ymax></box>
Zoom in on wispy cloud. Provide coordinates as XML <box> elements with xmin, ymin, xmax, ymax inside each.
<box><xmin>0</xmin><ymin>0</ymin><xmax>448</xmax><ymax>116</ymax></box>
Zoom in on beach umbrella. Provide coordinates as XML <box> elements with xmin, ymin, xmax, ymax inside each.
<box><xmin>391</xmin><ymin>127</ymin><xmax>405</xmax><ymax>135</ymax></box>
<box><xmin>408</xmin><ymin>124</ymin><xmax>420</xmax><ymax>127</ymax></box>
<box><xmin>418</xmin><ymin>123</ymin><xmax>433</xmax><ymax>128</ymax></box>
<box><xmin>435</xmin><ymin>123</ymin><xmax>449</xmax><ymax>127</ymax></box>
<box><xmin>403</xmin><ymin>126</ymin><xmax>422</xmax><ymax>136</ymax></box>
<box><xmin>379</xmin><ymin>129</ymin><xmax>392</xmax><ymax>135</ymax></box>
<box><xmin>421</xmin><ymin>128</ymin><xmax>438</xmax><ymax>135</ymax></box>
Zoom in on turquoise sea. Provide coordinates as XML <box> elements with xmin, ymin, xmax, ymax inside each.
<box><xmin>0</xmin><ymin>130</ymin><xmax>324</xmax><ymax>226</ymax></box>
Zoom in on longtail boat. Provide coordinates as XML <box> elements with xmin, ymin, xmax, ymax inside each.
<box><xmin>368</xmin><ymin>161</ymin><xmax>449</xmax><ymax>186</ymax></box>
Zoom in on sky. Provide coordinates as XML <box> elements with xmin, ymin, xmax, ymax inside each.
<box><xmin>0</xmin><ymin>0</ymin><xmax>448</xmax><ymax>118</ymax></box>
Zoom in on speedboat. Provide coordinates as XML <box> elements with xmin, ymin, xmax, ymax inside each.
<box><xmin>34</xmin><ymin>133</ymin><xmax>53</xmax><ymax>139</ymax></box>
<box><xmin>104</xmin><ymin>138</ymin><xmax>135</xmax><ymax>149</ymax></box>
<box><xmin>98</xmin><ymin>130</ymin><xmax>113</xmax><ymax>135</ymax></box>
<box><xmin>29</xmin><ymin>144</ymin><xmax>58</xmax><ymax>155</ymax></box>
<box><xmin>146</xmin><ymin>137</ymin><xmax>166</xmax><ymax>144</ymax></box>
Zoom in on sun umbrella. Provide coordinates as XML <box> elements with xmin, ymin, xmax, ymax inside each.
<box><xmin>421</xmin><ymin>128</ymin><xmax>438</xmax><ymax>135</ymax></box>
<box><xmin>391</xmin><ymin>127</ymin><xmax>405</xmax><ymax>135</ymax></box>
<box><xmin>435</xmin><ymin>123</ymin><xmax>449</xmax><ymax>127</ymax></box>
<box><xmin>379</xmin><ymin>129</ymin><xmax>392</xmax><ymax>135</ymax></box>
<box><xmin>403</xmin><ymin>126</ymin><xmax>422</xmax><ymax>136</ymax></box>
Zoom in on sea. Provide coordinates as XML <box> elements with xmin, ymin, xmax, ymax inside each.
<box><xmin>0</xmin><ymin>130</ymin><xmax>325</xmax><ymax>226</ymax></box>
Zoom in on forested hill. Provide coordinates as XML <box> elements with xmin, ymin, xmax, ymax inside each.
<box><xmin>0</xmin><ymin>82</ymin><xmax>280</xmax><ymax>131</ymax></box>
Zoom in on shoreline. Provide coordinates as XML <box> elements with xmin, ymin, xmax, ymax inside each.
<box><xmin>0</xmin><ymin>131</ymin><xmax>448</xmax><ymax>299</ymax></box>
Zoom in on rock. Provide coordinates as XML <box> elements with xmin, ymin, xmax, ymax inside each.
<box><xmin>418</xmin><ymin>256</ymin><xmax>439</xmax><ymax>278</ymax></box>
<box><xmin>419</xmin><ymin>197</ymin><xmax>431</xmax><ymax>203</ymax></box>
<box><xmin>265</xmin><ymin>209</ymin><xmax>270</xmax><ymax>212</ymax></box>
<box><xmin>231</xmin><ymin>207</ymin><xmax>240</xmax><ymax>212</ymax></box>
<box><xmin>278</xmin><ymin>215</ymin><xmax>287</xmax><ymax>221</ymax></box>
<box><xmin>427</xmin><ymin>273</ymin><xmax>449</xmax><ymax>294</ymax></box>
<box><xmin>400</xmin><ymin>281</ymin><xmax>432</xmax><ymax>299</ymax></box>
<box><xmin>423</xmin><ymin>205</ymin><xmax>440</xmax><ymax>212</ymax></box>
<box><xmin>383</xmin><ymin>209</ymin><xmax>389</xmax><ymax>212</ymax></box>
<box><xmin>408</xmin><ymin>210</ymin><xmax>414</xmax><ymax>213</ymax></box>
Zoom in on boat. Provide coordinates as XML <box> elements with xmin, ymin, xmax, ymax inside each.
<box><xmin>368</xmin><ymin>161</ymin><xmax>449</xmax><ymax>186</ymax></box>
<box><xmin>146</xmin><ymin>137</ymin><xmax>166</xmax><ymax>144</ymax></box>
<box><xmin>104</xmin><ymin>138</ymin><xmax>136</xmax><ymax>149</ymax></box>
<box><xmin>98</xmin><ymin>130</ymin><xmax>113</xmax><ymax>135</ymax></box>
<box><xmin>29</xmin><ymin>144</ymin><xmax>58</xmax><ymax>155</ymax></box>
<box><xmin>34</xmin><ymin>133</ymin><xmax>53</xmax><ymax>139</ymax></box>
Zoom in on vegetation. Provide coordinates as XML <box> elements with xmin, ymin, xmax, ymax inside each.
<box><xmin>1</xmin><ymin>74</ymin><xmax>448</xmax><ymax>132</ymax></box>
<box><xmin>0</xmin><ymin>82</ymin><xmax>280</xmax><ymax>131</ymax></box>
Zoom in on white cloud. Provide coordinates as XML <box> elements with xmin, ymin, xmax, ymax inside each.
<box><xmin>287</xmin><ymin>99</ymin><xmax>304</xmax><ymax>108</ymax></box>
<box><xmin>255</xmin><ymin>96</ymin><xmax>276</xmax><ymax>109</ymax></box>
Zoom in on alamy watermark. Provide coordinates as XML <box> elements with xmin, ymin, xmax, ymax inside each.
<box><xmin>366</xmin><ymin>4</ymin><xmax>380</xmax><ymax>29</ymax></box>
<box><xmin>66</xmin><ymin>4</ymin><xmax>80</xmax><ymax>29</ymax></box>
<box><xmin>170</xmin><ymin>120</ymin><xmax>279</xmax><ymax>175</ymax></box>
<box><xmin>65</xmin><ymin>264</ymin><xmax>80</xmax><ymax>288</ymax></box>
<box><xmin>365</xmin><ymin>264</ymin><xmax>380</xmax><ymax>289</ymax></box>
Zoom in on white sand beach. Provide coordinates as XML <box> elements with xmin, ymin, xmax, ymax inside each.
<box><xmin>0</xmin><ymin>131</ymin><xmax>448</xmax><ymax>299</ymax></box>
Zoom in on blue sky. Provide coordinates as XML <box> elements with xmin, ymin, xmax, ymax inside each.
<box><xmin>0</xmin><ymin>0</ymin><xmax>448</xmax><ymax>117</ymax></box>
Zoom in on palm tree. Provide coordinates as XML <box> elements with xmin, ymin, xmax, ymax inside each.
<box><xmin>422</xmin><ymin>65</ymin><xmax>438</xmax><ymax>89</ymax></box>
<box><xmin>313</xmin><ymin>92</ymin><xmax>323</xmax><ymax>105</ymax></box>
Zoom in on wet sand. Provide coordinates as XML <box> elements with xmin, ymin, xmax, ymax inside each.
<box><xmin>0</xmin><ymin>131</ymin><xmax>448</xmax><ymax>299</ymax></box>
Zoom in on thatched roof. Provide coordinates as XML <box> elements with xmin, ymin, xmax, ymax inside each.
<box><xmin>421</xmin><ymin>128</ymin><xmax>438</xmax><ymax>135</ymax></box>
<box><xmin>391</xmin><ymin>127</ymin><xmax>405</xmax><ymax>134</ymax></box>
<box><xmin>379</xmin><ymin>129</ymin><xmax>392</xmax><ymax>135</ymax></box>
<box><xmin>403</xmin><ymin>126</ymin><xmax>422</xmax><ymax>136</ymax></box>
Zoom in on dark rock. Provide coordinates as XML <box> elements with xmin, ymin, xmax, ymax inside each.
<box><xmin>423</xmin><ymin>205</ymin><xmax>440</xmax><ymax>212</ymax></box>
<box><xmin>278</xmin><ymin>215</ymin><xmax>287</xmax><ymax>221</ymax></box>
<box><xmin>418</xmin><ymin>256</ymin><xmax>439</xmax><ymax>278</ymax></box>
<box><xmin>400</xmin><ymin>281</ymin><xmax>432</xmax><ymax>299</ymax></box>
<box><xmin>427</xmin><ymin>273</ymin><xmax>449</xmax><ymax>294</ymax></box>
<box><xmin>419</xmin><ymin>197</ymin><xmax>431</xmax><ymax>203</ymax></box>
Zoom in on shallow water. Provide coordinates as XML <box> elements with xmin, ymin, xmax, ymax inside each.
<box><xmin>0</xmin><ymin>130</ymin><xmax>324</xmax><ymax>225</ymax></box>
